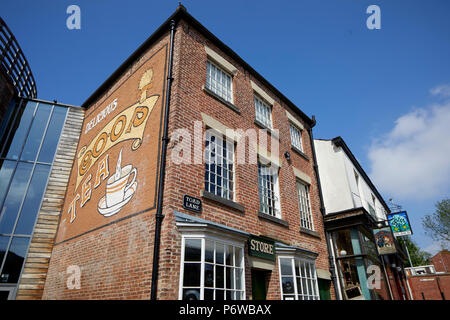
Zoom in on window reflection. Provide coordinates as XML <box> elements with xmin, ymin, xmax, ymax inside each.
<box><xmin>20</xmin><ymin>104</ymin><xmax>52</xmax><ymax>161</ymax></box>
<box><xmin>0</xmin><ymin>162</ymin><xmax>33</xmax><ymax>234</ymax></box>
<box><xmin>0</xmin><ymin>160</ymin><xmax>16</xmax><ymax>206</ymax></box>
<box><xmin>38</xmin><ymin>106</ymin><xmax>67</xmax><ymax>163</ymax></box>
<box><xmin>0</xmin><ymin>98</ymin><xmax>69</xmax><ymax>289</ymax></box>
<box><xmin>1</xmin><ymin>101</ymin><xmax>37</xmax><ymax>160</ymax></box>
<box><xmin>0</xmin><ymin>237</ymin><xmax>30</xmax><ymax>283</ymax></box>
<box><xmin>15</xmin><ymin>164</ymin><xmax>51</xmax><ymax>235</ymax></box>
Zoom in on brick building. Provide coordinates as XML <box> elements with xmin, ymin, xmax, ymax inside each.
<box><xmin>406</xmin><ymin>250</ymin><xmax>450</xmax><ymax>300</ymax></box>
<box><xmin>39</xmin><ymin>6</ymin><xmax>334</xmax><ymax>300</ymax></box>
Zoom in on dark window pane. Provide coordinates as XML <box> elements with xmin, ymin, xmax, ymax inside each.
<box><xmin>216</xmin><ymin>243</ymin><xmax>224</xmax><ymax>264</ymax></box>
<box><xmin>2</xmin><ymin>101</ymin><xmax>37</xmax><ymax>159</ymax></box>
<box><xmin>0</xmin><ymin>163</ymin><xmax>33</xmax><ymax>234</ymax></box>
<box><xmin>1</xmin><ymin>237</ymin><xmax>30</xmax><ymax>283</ymax></box>
<box><xmin>183</xmin><ymin>288</ymin><xmax>199</xmax><ymax>300</ymax></box>
<box><xmin>215</xmin><ymin>289</ymin><xmax>224</xmax><ymax>300</ymax></box>
<box><xmin>15</xmin><ymin>164</ymin><xmax>51</xmax><ymax>235</ymax></box>
<box><xmin>20</xmin><ymin>103</ymin><xmax>52</xmax><ymax>161</ymax></box>
<box><xmin>282</xmin><ymin>277</ymin><xmax>295</xmax><ymax>294</ymax></box>
<box><xmin>216</xmin><ymin>265</ymin><xmax>224</xmax><ymax>288</ymax></box>
<box><xmin>226</xmin><ymin>267</ymin><xmax>234</xmax><ymax>289</ymax></box>
<box><xmin>226</xmin><ymin>290</ymin><xmax>234</xmax><ymax>300</ymax></box>
<box><xmin>183</xmin><ymin>263</ymin><xmax>200</xmax><ymax>287</ymax></box>
<box><xmin>38</xmin><ymin>106</ymin><xmax>67</xmax><ymax>163</ymax></box>
<box><xmin>204</xmin><ymin>263</ymin><xmax>214</xmax><ymax>287</ymax></box>
<box><xmin>0</xmin><ymin>99</ymin><xmax>18</xmax><ymax>143</ymax></box>
<box><xmin>225</xmin><ymin>245</ymin><xmax>232</xmax><ymax>265</ymax></box>
<box><xmin>205</xmin><ymin>240</ymin><xmax>214</xmax><ymax>263</ymax></box>
<box><xmin>0</xmin><ymin>236</ymin><xmax>10</xmax><ymax>273</ymax></box>
<box><xmin>0</xmin><ymin>160</ymin><xmax>16</xmax><ymax>207</ymax></box>
<box><xmin>184</xmin><ymin>239</ymin><xmax>201</xmax><ymax>262</ymax></box>
<box><xmin>204</xmin><ymin>289</ymin><xmax>214</xmax><ymax>300</ymax></box>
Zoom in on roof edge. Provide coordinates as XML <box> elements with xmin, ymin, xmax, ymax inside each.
<box><xmin>331</xmin><ymin>136</ymin><xmax>391</xmax><ymax>213</ymax></box>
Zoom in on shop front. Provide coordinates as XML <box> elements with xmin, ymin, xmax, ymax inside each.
<box><xmin>324</xmin><ymin>208</ymin><xmax>392</xmax><ymax>300</ymax></box>
<box><xmin>174</xmin><ymin>211</ymin><xmax>326</xmax><ymax>300</ymax></box>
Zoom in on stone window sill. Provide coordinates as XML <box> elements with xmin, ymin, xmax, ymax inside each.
<box><xmin>201</xmin><ymin>190</ymin><xmax>245</xmax><ymax>213</ymax></box>
<box><xmin>254</xmin><ymin>119</ymin><xmax>279</xmax><ymax>139</ymax></box>
<box><xmin>258</xmin><ymin>211</ymin><xmax>289</xmax><ymax>228</ymax></box>
<box><xmin>300</xmin><ymin>227</ymin><xmax>321</xmax><ymax>239</ymax></box>
<box><xmin>203</xmin><ymin>86</ymin><xmax>240</xmax><ymax>114</ymax></box>
<box><xmin>291</xmin><ymin>145</ymin><xmax>310</xmax><ymax>161</ymax></box>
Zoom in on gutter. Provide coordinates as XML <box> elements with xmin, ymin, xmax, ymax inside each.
<box><xmin>150</xmin><ymin>19</ymin><xmax>176</xmax><ymax>300</ymax></box>
<box><xmin>308</xmin><ymin>116</ymin><xmax>342</xmax><ymax>300</ymax></box>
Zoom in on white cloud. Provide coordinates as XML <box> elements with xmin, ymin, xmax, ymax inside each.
<box><xmin>430</xmin><ymin>83</ymin><xmax>450</xmax><ymax>98</ymax></box>
<box><xmin>368</xmin><ymin>95</ymin><xmax>450</xmax><ymax>200</ymax></box>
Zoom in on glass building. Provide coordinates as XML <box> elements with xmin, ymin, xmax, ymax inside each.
<box><xmin>0</xmin><ymin>97</ymin><xmax>69</xmax><ymax>299</ymax></box>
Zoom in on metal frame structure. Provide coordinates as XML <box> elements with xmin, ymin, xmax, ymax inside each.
<box><xmin>0</xmin><ymin>17</ymin><xmax>37</xmax><ymax>98</ymax></box>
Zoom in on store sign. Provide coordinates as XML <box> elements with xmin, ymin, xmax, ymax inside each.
<box><xmin>373</xmin><ymin>227</ymin><xmax>397</xmax><ymax>255</ymax></box>
<box><xmin>248</xmin><ymin>236</ymin><xmax>275</xmax><ymax>261</ymax></box>
<box><xmin>55</xmin><ymin>44</ymin><xmax>168</xmax><ymax>243</ymax></box>
<box><xmin>387</xmin><ymin>211</ymin><xmax>413</xmax><ymax>237</ymax></box>
<box><xmin>183</xmin><ymin>195</ymin><xmax>202</xmax><ymax>213</ymax></box>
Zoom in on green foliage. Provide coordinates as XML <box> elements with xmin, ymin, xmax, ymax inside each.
<box><xmin>422</xmin><ymin>198</ymin><xmax>450</xmax><ymax>244</ymax></box>
<box><xmin>399</xmin><ymin>237</ymin><xmax>431</xmax><ymax>267</ymax></box>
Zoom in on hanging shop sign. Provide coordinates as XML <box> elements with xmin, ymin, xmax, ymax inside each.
<box><xmin>373</xmin><ymin>227</ymin><xmax>397</xmax><ymax>255</ymax></box>
<box><xmin>54</xmin><ymin>44</ymin><xmax>169</xmax><ymax>243</ymax></box>
<box><xmin>387</xmin><ymin>211</ymin><xmax>413</xmax><ymax>237</ymax></box>
<box><xmin>248</xmin><ymin>236</ymin><xmax>275</xmax><ymax>261</ymax></box>
<box><xmin>183</xmin><ymin>195</ymin><xmax>202</xmax><ymax>213</ymax></box>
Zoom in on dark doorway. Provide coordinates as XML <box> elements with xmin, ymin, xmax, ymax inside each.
<box><xmin>318</xmin><ymin>279</ymin><xmax>331</xmax><ymax>300</ymax></box>
<box><xmin>251</xmin><ymin>269</ymin><xmax>268</xmax><ymax>300</ymax></box>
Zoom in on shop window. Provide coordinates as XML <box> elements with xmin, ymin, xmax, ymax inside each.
<box><xmin>180</xmin><ymin>236</ymin><xmax>245</xmax><ymax>300</ymax></box>
<box><xmin>204</xmin><ymin>130</ymin><xmax>234</xmax><ymax>200</ymax></box>
<box><xmin>278</xmin><ymin>257</ymin><xmax>319</xmax><ymax>300</ymax></box>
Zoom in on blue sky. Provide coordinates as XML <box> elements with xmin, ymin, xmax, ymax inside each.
<box><xmin>2</xmin><ymin>0</ymin><xmax>450</xmax><ymax>255</ymax></box>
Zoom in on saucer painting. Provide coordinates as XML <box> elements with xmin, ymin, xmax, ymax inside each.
<box><xmin>98</xmin><ymin>182</ymin><xmax>137</xmax><ymax>217</ymax></box>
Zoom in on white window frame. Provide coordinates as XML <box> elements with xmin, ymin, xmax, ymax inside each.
<box><xmin>290</xmin><ymin>123</ymin><xmax>303</xmax><ymax>152</ymax></box>
<box><xmin>297</xmin><ymin>180</ymin><xmax>314</xmax><ymax>231</ymax></box>
<box><xmin>278</xmin><ymin>255</ymin><xmax>320</xmax><ymax>300</ymax></box>
<box><xmin>254</xmin><ymin>95</ymin><xmax>273</xmax><ymax>129</ymax></box>
<box><xmin>206</xmin><ymin>60</ymin><xmax>233</xmax><ymax>103</ymax></box>
<box><xmin>257</xmin><ymin>161</ymin><xmax>281</xmax><ymax>218</ymax></box>
<box><xmin>178</xmin><ymin>234</ymin><xmax>246</xmax><ymax>300</ymax></box>
<box><xmin>204</xmin><ymin>130</ymin><xmax>235</xmax><ymax>201</ymax></box>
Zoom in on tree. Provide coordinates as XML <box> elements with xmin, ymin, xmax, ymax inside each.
<box><xmin>422</xmin><ymin>198</ymin><xmax>450</xmax><ymax>245</ymax></box>
<box><xmin>398</xmin><ymin>237</ymin><xmax>431</xmax><ymax>267</ymax></box>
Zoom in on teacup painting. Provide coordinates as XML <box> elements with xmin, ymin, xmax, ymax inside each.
<box><xmin>98</xmin><ymin>148</ymin><xmax>138</xmax><ymax>217</ymax></box>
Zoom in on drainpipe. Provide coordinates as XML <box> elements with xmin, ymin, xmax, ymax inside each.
<box><xmin>150</xmin><ymin>19</ymin><xmax>176</xmax><ymax>300</ymax></box>
<box><xmin>308</xmin><ymin>116</ymin><xmax>342</xmax><ymax>300</ymax></box>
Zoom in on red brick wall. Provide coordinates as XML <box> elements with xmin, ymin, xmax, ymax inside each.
<box><xmin>431</xmin><ymin>251</ymin><xmax>450</xmax><ymax>273</ymax></box>
<box><xmin>42</xmin><ymin>32</ymin><xmax>171</xmax><ymax>300</ymax></box>
<box><xmin>407</xmin><ymin>274</ymin><xmax>450</xmax><ymax>300</ymax></box>
<box><xmin>156</xmin><ymin>19</ymin><xmax>333</xmax><ymax>300</ymax></box>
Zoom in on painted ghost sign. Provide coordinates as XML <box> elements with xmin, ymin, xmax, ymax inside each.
<box><xmin>55</xmin><ymin>44</ymin><xmax>168</xmax><ymax>243</ymax></box>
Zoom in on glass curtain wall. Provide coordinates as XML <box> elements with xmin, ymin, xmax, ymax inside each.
<box><xmin>0</xmin><ymin>98</ymin><xmax>67</xmax><ymax>289</ymax></box>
